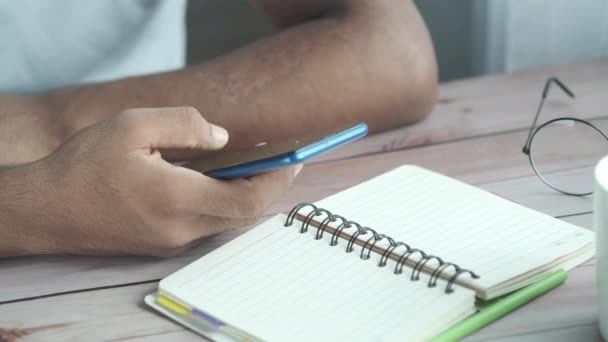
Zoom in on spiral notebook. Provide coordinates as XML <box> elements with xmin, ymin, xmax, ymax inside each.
<box><xmin>145</xmin><ymin>165</ymin><xmax>594</xmax><ymax>341</ymax></box>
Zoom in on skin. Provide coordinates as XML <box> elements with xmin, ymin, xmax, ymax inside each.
<box><xmin>0</xmin><ymin>107</ymin><xmax>301</xmax><ymax>256</ymax></box>
<box><xmin>0</xmin><ymin>0</ymin><xmax>437</xmax><ymax>256</ymax></box>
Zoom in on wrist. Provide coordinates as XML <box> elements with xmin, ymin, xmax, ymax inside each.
<box><xmin>0</xmin><ymin>161</ymin><xmax>56</xmax><ymax>256</ymax></box>
<box><xmin>47</xmin><ymin>85</ymin><xmax>115</xmax><ymax>140</ymax></box>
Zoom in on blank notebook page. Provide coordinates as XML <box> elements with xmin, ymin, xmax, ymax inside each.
<box><xmin>161</xmin><ymin>215</ymin><xmax>476</xmax><ymax>342</ymax></box>
<box><xmin>313</xmin><ymin>165</ymin><xmax>594</xmax><ymax>290</ymax></box>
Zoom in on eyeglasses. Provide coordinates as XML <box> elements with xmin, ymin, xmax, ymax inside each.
<box><xmin>522</xmin><ymin>77</ymin><xmax>608</xmax><ymax>196</ymax></box>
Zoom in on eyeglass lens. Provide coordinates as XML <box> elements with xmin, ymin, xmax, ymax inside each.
<box><xmin>528</xmin><ymin>118</ymin><xmax>608</xmax><ymax>195</ymax></box>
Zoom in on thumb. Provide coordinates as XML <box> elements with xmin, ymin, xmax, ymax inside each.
<box><xmin>118</xmin><ymin>107</ymin><xmax>229</xmax><ymax>152</ymax></box>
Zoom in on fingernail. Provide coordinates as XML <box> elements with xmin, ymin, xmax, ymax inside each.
<box><xmin>293</xmin><ymin>164</ymin><xmax>303</xmax><ymax>177</ymax></box>
<box><xmin>210</xmin><ymin>124</ymin><xmax>229</xmax><ymax>145</ymax></box>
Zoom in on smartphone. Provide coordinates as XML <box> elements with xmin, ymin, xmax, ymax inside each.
<box><xmin>188</xmin><ymin>122</ymin><xmax>368</xmax><ymax>179</ymax></box>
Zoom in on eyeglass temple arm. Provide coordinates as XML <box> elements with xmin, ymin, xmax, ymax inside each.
<box><xmin>522</xmin><ymin>77</ymin><xmax>576</xmax><ymax>154</ymax></box>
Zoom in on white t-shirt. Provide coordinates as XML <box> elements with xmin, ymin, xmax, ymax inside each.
<box><xmin>0</xmin><ymin>0</ymin><xmax>187</xmax><ymax>93</ymax></box>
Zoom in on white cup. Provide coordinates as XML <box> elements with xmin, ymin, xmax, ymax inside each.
<box><xmin>595</xmin><ymin>155</ymin><xmax>608</xmax><ymax>339</ymax></box>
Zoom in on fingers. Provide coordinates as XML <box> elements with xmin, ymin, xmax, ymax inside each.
<box><xmin>189</xmin><ymin>215</ymin><xmax>260</xmax><ymax>239</ymax></box>
<box><xmin>150</xmin><ymin>216</ymin><xmax>262</xmax><ymax>257</ymax></box>
<box><xmin>203</xmin><ymin>165</ymin><xmax>301</xmax><ymax>218</ymax></box>
<box><xmin>169</xmin><ymin>164</ymin><xmax>302</xmax><ymax>219</ymax></box>
<box><xmin>113</xmin><ymin>107</ymin><xmax>229</xmax><ymax>151</ymax></box>
<box><xmin>154</xmin><ymin>165</ymin><xmax>302</xmax><ymax>248</ymax></box>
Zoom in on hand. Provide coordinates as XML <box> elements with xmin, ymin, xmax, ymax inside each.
<box><xmin>1</xmin><ymin>107</ymin><xmax>301</xmax><ymax>256</ymax></box>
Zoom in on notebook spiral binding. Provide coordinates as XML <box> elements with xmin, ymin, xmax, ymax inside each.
<box><xmin>284</xmin><ymin>202</ymin><xmax>480</xmax><ymax>294</ymax></box>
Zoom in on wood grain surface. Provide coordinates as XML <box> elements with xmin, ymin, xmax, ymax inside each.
<box><xmin>1</xmin><ymin>59</ymin><xmax>606</xmax><ymax>341</ymax></box>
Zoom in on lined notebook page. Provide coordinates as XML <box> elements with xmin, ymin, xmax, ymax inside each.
<box><xmin>162</xmin><ymin>215</ymin><xmax>476</xmax><ymax>342</ymax></box>
<box><xmin>311</xmin><ymin>165</ymin><xmax>594</xmax><ymax>292</ymax></box>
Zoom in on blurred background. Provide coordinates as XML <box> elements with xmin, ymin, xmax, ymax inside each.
<box><xmin>186</xmin><ymin>0</ymin><xmax>608</xmax><ymax>81</ymax></box>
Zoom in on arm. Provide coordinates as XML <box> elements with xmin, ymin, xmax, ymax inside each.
<box><xmin>1</xmin><ymin>0</ymin><xmax>437</xmax><ymax>164</ymax></box>
<box><xmin>0</xmin><ymin>107</ymin><xmax>300</xmax><ymax>256</ymax></box>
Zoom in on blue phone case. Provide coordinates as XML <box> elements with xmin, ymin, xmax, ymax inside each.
<box><xmin>206</xmin><ymin>123</ymin><xmax>368</xmax><ymax>179</ymax></box>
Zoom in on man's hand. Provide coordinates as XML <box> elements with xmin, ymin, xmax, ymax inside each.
<box><xmin>0</xmin><ymin>107</ymin><xmax>301</xmax><ymax>257</ymax></box>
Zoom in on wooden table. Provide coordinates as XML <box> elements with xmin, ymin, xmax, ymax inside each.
<box><xmin>1</xmin><ymin>59</ymin><xmax>607</xmax><ymax>341</ymax></box>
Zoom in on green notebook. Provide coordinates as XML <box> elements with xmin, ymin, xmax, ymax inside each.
<box><xmin>146</xmin><ymin>166</ymin><xmax>594</xmax><ymax>341</ymax></box>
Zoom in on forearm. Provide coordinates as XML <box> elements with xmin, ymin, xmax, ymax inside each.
<box><xmin>0</xmin><ymin>95</ymin><xmax>62</xmax><ymax>165</ymax></box>
<box><xmin>49</xmin><ymin>0</ymin><xmax>436</xmax><ymax>149</ymax></box>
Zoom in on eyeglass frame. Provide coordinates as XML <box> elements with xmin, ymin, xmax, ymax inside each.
<box><xmin>521</xmin><ymin>77</ymin><xmax>608</xmax><ymax>197</ymax></box>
